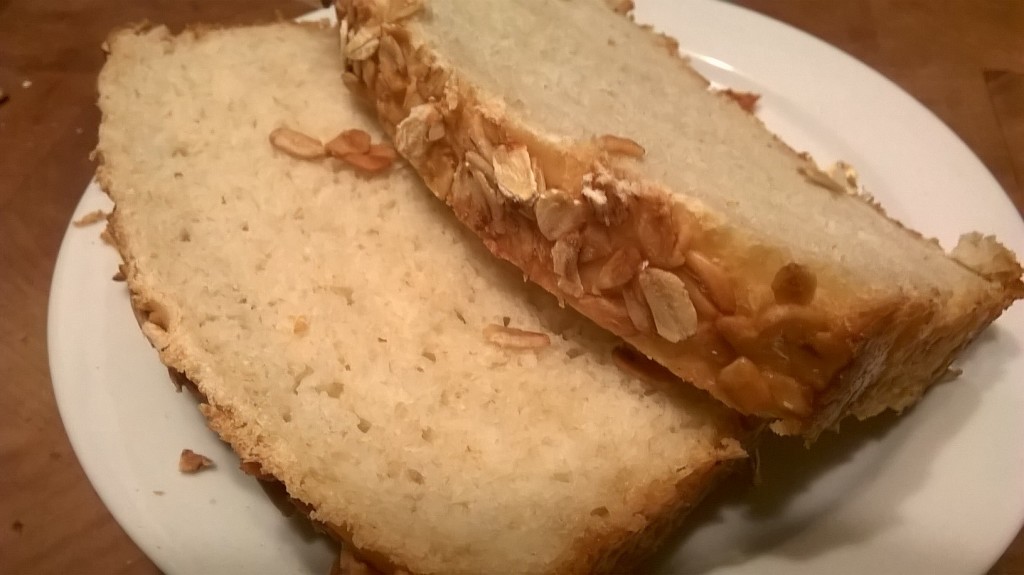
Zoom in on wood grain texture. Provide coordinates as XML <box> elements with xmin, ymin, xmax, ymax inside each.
<box><xmin>0</xmin><ymin>0</ymin><xmax>1020</xmax><ymax>573</ymax></box>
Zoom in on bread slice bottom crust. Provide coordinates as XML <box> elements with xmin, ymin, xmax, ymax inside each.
<box><xmin>164</xmin><ymin>368</ymin><xmax>737</xmax><ymax>574</ymax></box>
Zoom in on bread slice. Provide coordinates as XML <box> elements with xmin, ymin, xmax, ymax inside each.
<box><xmin>336</xmin><ymin>0</ymin><xmax>1024</xmax><ymax>437</ymax></box>
<box><xmin>96</xmin><ymin>22</ymin><xmax>746</xmax><ymax>574</ymax></box>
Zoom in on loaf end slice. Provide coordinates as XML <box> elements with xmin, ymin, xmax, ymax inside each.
<box><xmin>336</xmin><ymin>0</ymin><xmax>1023</xmax><ymax>438</ymax></box>
<box><xmin>96</xmin><ymin>22</ymin><xmax>746</xmax><ymax>574</ymax></box>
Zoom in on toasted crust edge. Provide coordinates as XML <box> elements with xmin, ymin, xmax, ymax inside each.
<box><xmin>336</xmin><ymin>0</ymin><xmax>1023</xmax><ymax>439</ymax></box>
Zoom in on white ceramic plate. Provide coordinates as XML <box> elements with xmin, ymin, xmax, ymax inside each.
<box><xmin>49</xmin><ymin>1</ymin><xmax>1024</xmax><ymax>573</ymax></box>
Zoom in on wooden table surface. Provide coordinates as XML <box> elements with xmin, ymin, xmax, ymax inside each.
<box><xmin>1</xmin><ymin>1</ymin><xmax>1021</xmax><ymax>573</ymax></box>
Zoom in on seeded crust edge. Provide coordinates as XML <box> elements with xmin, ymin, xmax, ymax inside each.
<box><xmin>336</xmin><ymin>0</ymin><xmax>1024</xmax><ymax>439</ymax></box>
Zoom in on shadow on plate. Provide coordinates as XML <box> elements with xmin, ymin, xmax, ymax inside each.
<box><xmin>648</xmin><ymin>325</ymin><xmax>1016</xmax><ymax>573</ymax></box>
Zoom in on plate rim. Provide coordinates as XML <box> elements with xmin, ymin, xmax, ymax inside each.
<box><xmin>48</xmin><ymin>1</ymin><xmax>1024</xmax><ymax>573</ymax></box>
